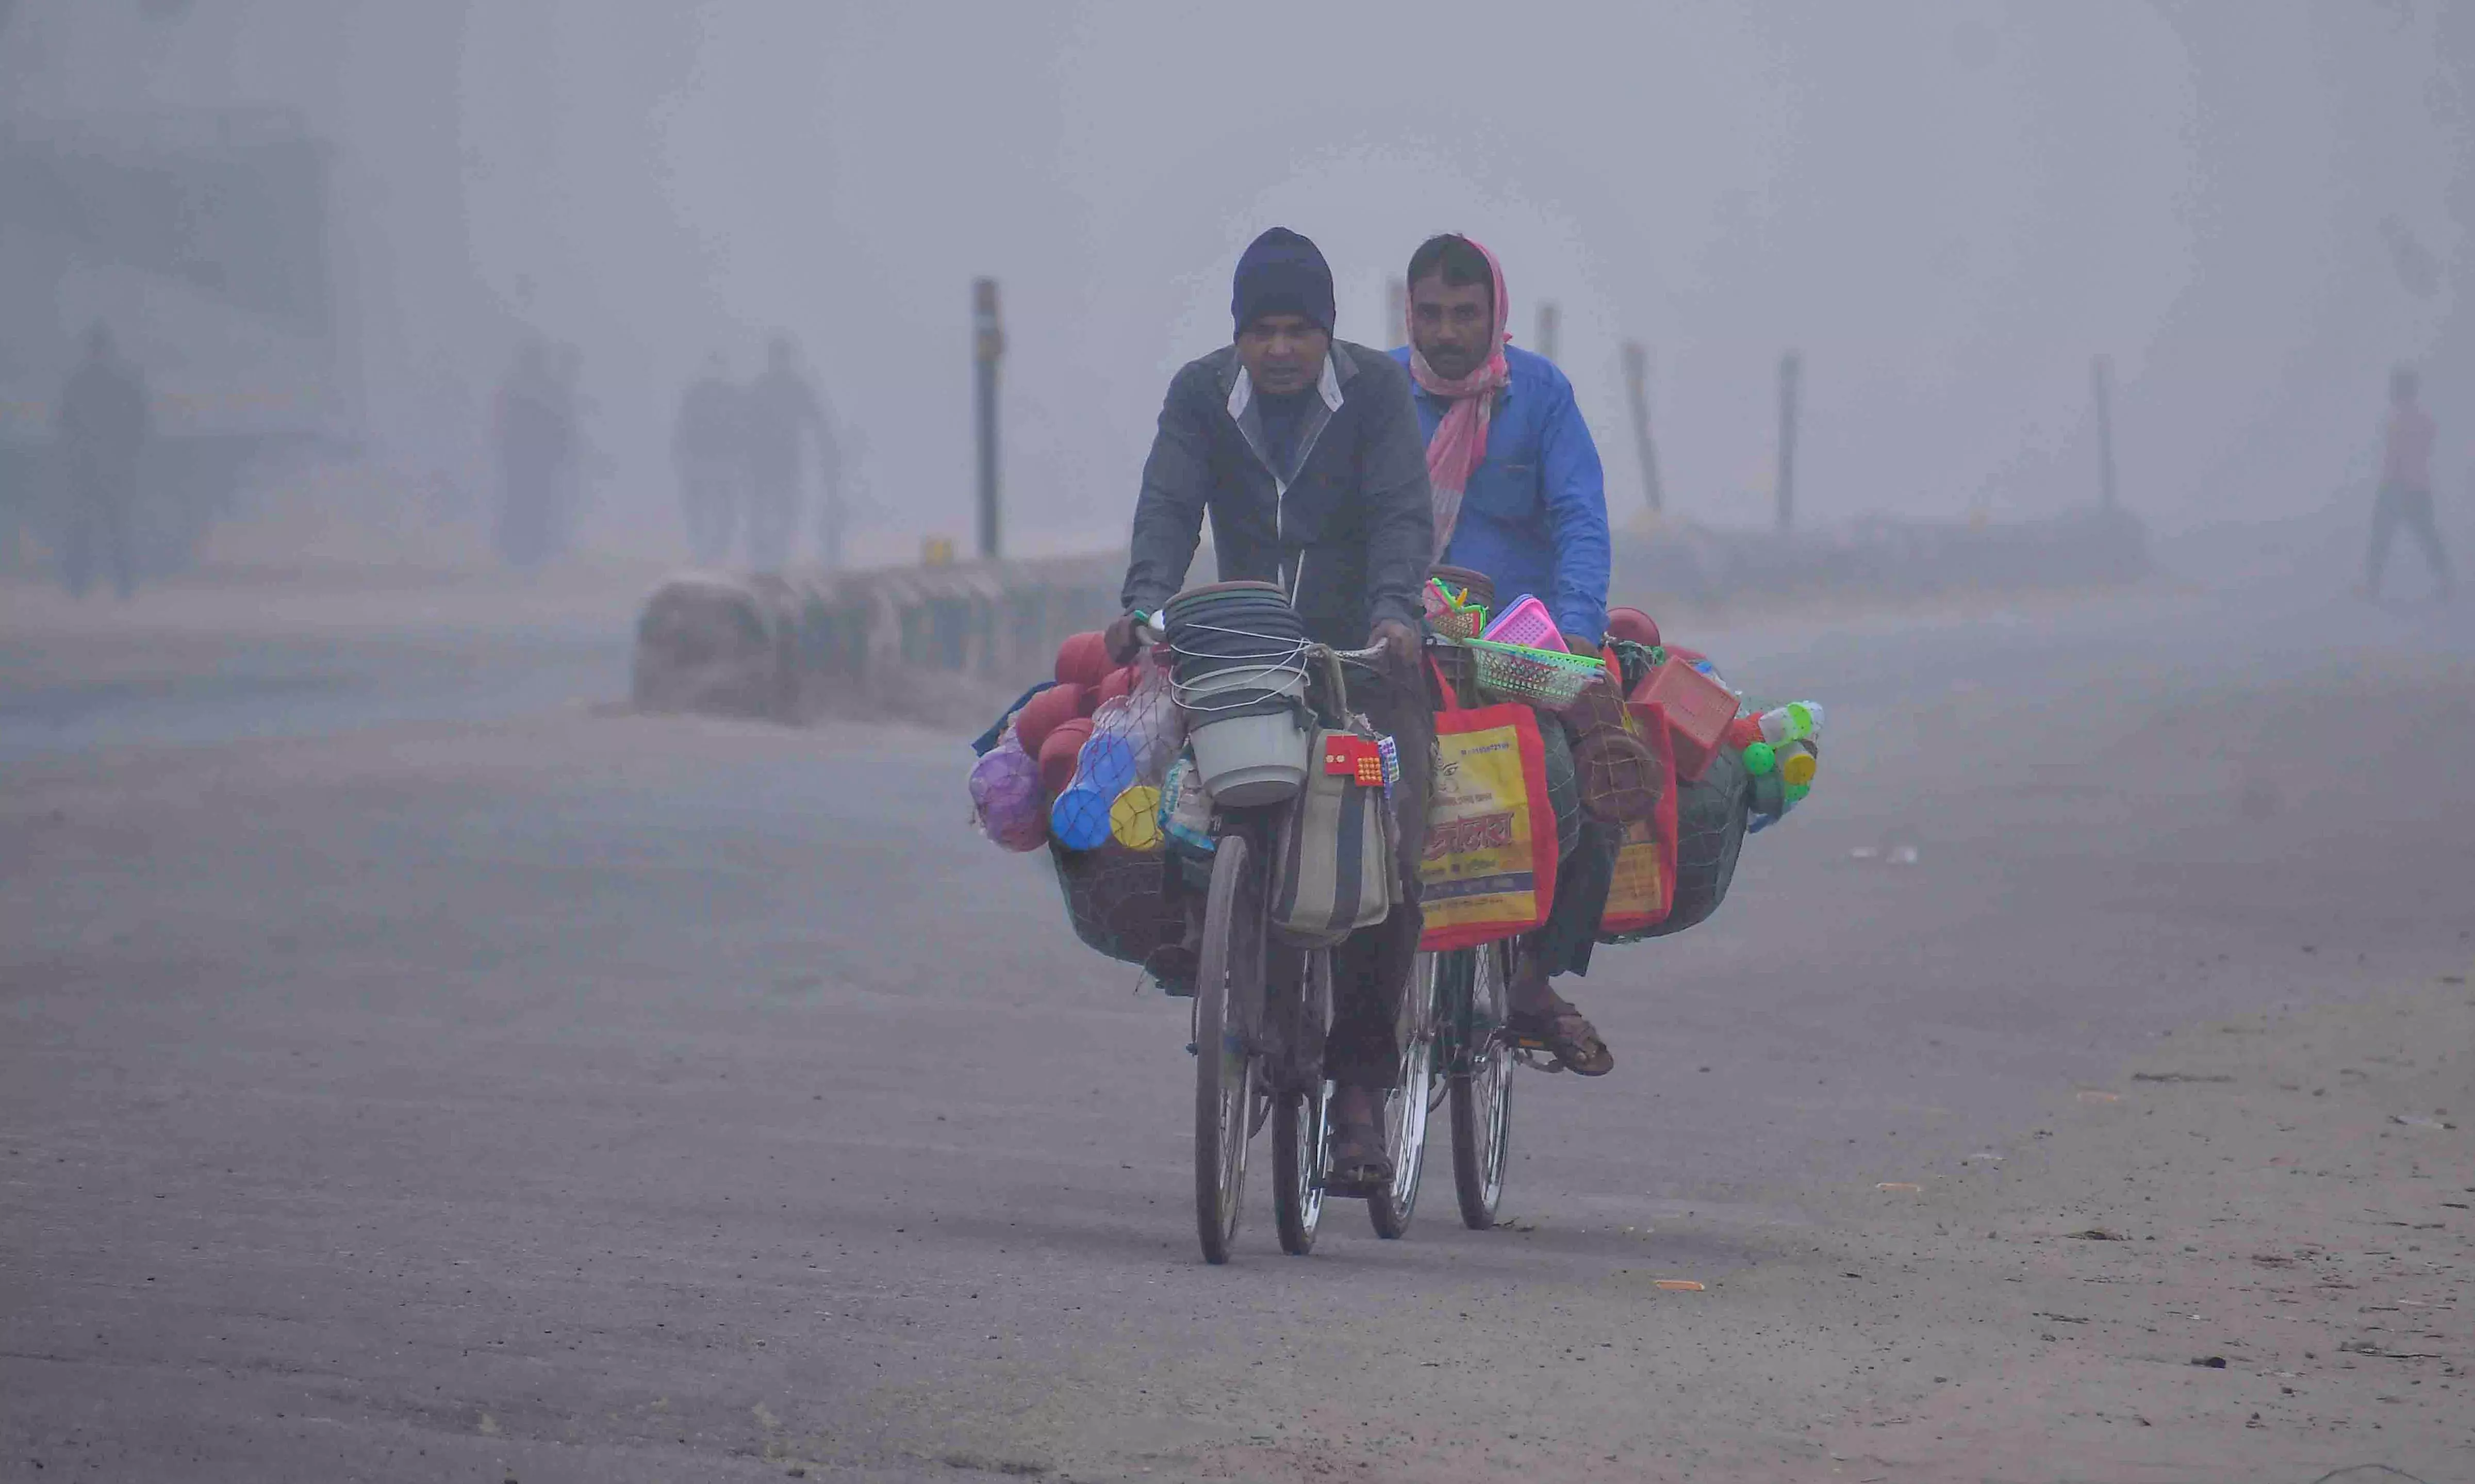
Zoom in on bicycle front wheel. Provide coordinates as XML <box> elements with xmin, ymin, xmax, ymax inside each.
<box><xmin>1448</xmin><ymin>941</ymin><xmax>1514</xmax><ymax>1230</ymax></box>
<box><xmin>1194</xmin><ymin>832</ymin><xmax>1265</xmax><ymax>1264</ymax></box>
<box><xmin>1368</xmin><ymin>951</ymin><xmax>1440</xmax><ymax>1239</ymax></box>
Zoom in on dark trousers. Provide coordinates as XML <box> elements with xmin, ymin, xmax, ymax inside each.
<box><xmin>1528</xmin><ymin>717</ymin><xmax>1618</xmax><ymax>979</ymax></box>
<box><xmin>2366</xmin><ymin>483</ymin><xmax>2455</xmax><ymax>596</ymax></box>
<box><xmin>1325</xmin><ymin>664</ymin><xmax>1435</xmax><ymax>1090</ymax></box>
<box><xmin>63</xmin><ymin>487</ymin><xmax>135</xmax><ymax>600</ymax></box>
<box><xmin>1533</xmin><ymin>819</ymin><xmax>1618</xmax><ymax>979</ymax></box>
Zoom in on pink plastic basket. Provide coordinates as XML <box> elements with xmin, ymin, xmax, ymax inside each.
<box><xmin>1479</xmin><ymin>593</ymin><xmax>1559</xmax><ymax>650</ymax></box>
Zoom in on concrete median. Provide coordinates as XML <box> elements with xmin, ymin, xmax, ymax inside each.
<box><xmin>630</xmin><ymin>551</ymin><xmax>1126</xmax><ymax>727</ymax></box>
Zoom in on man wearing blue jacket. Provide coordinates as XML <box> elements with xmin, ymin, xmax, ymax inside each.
<box><xmin>1395</xmin><ymin>233</ymin><xmax>1619</xmax><ymax>1076</ymax></box>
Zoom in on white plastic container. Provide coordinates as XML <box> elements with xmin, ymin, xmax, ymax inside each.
<box><xmin>1176</xmin><ymin>664</ymin><xmax>1310</xmax><ymax>806</ymax></box>
<box><xmin>1186</xmin><ymin>707</ymin><xmax>1310</xmax><ymax>805</ymax></box>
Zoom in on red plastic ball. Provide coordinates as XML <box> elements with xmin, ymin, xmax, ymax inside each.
<box><xmin>1054</xmin><ymin>631</ymin><xmax>1112</xmax><ymax>688</ymax></box>
<box><xmin>1012</xmin><ymin>683</ymin><xmax>1086</xmax><ymax>755</ymax></box>
<box><xmin>1037</xmin><ymin>718</ymin><xmax>1095</xmax><ymax>798</ymax></box>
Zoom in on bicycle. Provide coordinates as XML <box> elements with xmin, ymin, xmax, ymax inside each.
<box><xmin>1180</xmin><ymin>636</ymin><xmax>1395</xmax><ymax>1264</ymax></box>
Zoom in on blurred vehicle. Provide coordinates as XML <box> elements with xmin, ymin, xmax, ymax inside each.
<box><xmin>0</xmin><ymin>107</ymin><xmax>352</xmax><ymax>575</ymax></box>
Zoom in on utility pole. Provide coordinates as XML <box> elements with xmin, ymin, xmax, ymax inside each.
<box><xmin>1620</xmin><ymin>341</ymin><xmax>1664</xmax><ymax>519</ymax></box>
<box><xmin>2091</xmin><ymin>354</ymin><xmax>2118</xmax><ymax>511</ymax></box>
<box><xmin>972</xmin><ymin>278</ymin><xmax>1004</xmax><ymax>560</ymax></box>
<box><xmin>1387</xmin><ymin>278</ymin><xmax>1406</xmax><ymax>343</ymax></box>
<box><xmin>1535</xmin><ymin>301</ymin><xmax>1561</xmax><ymax>366</ymax></box>
<box><xmin>1776</xmin><ymin>351</ymin><xmax>1802</xmax><ymax>536</ymax></box>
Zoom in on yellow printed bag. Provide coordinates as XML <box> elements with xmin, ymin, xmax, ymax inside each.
<box><xmin>1417</xmin><ymin>661</ymin><xmax>1558</xmax><ymax>951</ymax></box>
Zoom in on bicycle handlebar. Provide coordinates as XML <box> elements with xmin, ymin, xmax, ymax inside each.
<box><xmin>1313</xmin><ymin>642</ymin><xmax>1390</xmax><ymax>666</ymax></box>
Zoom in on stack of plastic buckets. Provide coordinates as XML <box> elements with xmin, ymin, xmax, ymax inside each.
<box><xmin>1163</xmin><ymin>581</ymin><xmax>1311</xmax><ymax>807</ymax></box>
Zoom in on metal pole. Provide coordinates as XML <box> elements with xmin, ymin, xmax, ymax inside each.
<box><xmin>1387</xmin><ymin>278</ymin><xmax>1406</xmax><ymax>345</ymax></box>
<box><xmin>1620</xmin><ymin>341</ymin><xmax>1663</xmax><ymax>518</ymax></box>
<box><xmin>972</xmin><ymin>277</ymin><xmax>1004</xmax><ymax>560</ymax></box>
<box><xmin>1776</xmin><ymin>351</ymin><xmax>1801</xmax><ymax>536</ymax></box>
<box><xmin>1535</xmin><ymin>301</ymin><xmax>1560</xmax><ymax>366</ymax></box>
<box><xmin>2092</xmin><ymin>354</ymin><xmax>2118</xmax><ymax>512</ymax></box>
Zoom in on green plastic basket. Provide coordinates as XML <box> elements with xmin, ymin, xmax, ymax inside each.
<box><xmin>1456</xmin><ymin>637</ymin><xmax>1608</xmax><ymax>712</ymax></box>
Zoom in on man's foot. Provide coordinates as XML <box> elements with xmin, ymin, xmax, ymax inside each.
<box><xmin>1506</xmin><ymin>946</ymin><xmax>1615</xmax><ymax>1076</ymax></box>
<box><xmin>1506</xmin><ymin>995</ymin><xmax>1615</xmax><ymax>1076</ymax></box>
<box><xmin>1327</xmin><ymin>1084</ymin><xmax>1393</xmax><ymax>1194</ymax></box>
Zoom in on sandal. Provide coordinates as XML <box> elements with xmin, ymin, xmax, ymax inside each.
<box><xmin>1506</xmin><ymin>998</ymin><xmax>1615</xmax><ymax>1077</ymax></box>
<box><xmin>1326</xmin><ymin>1107</ymin><xmax>1393</xmax><ymax>1195</ymax></box>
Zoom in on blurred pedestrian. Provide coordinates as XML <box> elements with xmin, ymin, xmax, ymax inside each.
<box><xmin>741</xmin><ymin>334</ymin><xmax>839</xmax><ymax>571</ymax></box>
<box><xmin>2362</xmin><ymin>366</ymin><xmax>2455</xmax><ymax>601</ymax></box>
<box><xmin>56</xmin><ymin>323</ymin><xmax>149</xmax><ymax>600</ymax></box>
<box><xmin>491</xmin><ymin>341</ymin><xmax>573</xmax><ymax>571</ymax></box>
<box><xmin>674</xmin><ymin>354</ymin><xmax>746</xmax><ymax>565</ymax></box>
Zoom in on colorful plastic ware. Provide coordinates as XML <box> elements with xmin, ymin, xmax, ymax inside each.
<box><xmin>1479</xmin><ymin>593</ymin><xmax>1560</xmax><ymax>650</ymax></box>
<box><xmin>1632</xmin><ymin>656</ymin><xmax>1739</xmax><ymax>782</ymax></box>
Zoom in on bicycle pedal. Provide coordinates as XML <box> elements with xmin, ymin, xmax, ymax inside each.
<box><xmin>1508</xmin><ymin>1044</ymin><xmax>1565</xmax><ymax>1074</ymax></box>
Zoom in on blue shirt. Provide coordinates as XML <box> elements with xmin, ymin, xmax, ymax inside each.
<box><xmin>1390</xmin><ymin>344</ymin><xmax>1611</xmax><ymax>643</ymax></box>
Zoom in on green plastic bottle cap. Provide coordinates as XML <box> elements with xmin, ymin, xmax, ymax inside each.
<box><xmin>1743</xmin><ymin>741</ymin><xmax>1776</xmax><ymax>776</ymax></box>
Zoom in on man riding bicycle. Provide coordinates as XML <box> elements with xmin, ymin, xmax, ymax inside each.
<box><xmin>1395</xmin><ymin>233</ymin><xmax>1620</xmax><ymax>1077</ymax></box>
<box><xmin>1110</xmin><ymin>227</ymin><xmax>1434</xmax><ymax>1190</ymax></box>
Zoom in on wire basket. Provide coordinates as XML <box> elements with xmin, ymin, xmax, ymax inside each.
<box><xmin>1456</xmin><ymin>637</ymin><xmax>1608</xmax><ymax>712</ymax></box>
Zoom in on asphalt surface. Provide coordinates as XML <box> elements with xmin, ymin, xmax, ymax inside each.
<box><xmin>3</xmin><ymin>566</ymin><xmax>2470</xmax><ymax>1481</ymax></box>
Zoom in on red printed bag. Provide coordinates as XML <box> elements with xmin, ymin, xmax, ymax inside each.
<box><xmin>1598</xmin><ymin>698</ymin><xmax>1681</xmax><ymax>937</ymax></box>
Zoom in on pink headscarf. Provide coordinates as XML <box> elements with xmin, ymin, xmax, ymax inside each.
<box><xmin>1404</xmin><ymin>237</ymin><xmax>1510</xmax><ymax>562</ymax></box>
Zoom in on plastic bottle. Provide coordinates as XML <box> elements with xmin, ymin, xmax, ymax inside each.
<box><xmin>1774</xmin><ymin>738</ymin><xmax>1819</xmax><ymax>789</ymax></box>
<box><xmin>1757</xmin><ymin>701</ymin><xmax>1824</xmax><ymax>745</ymax></box>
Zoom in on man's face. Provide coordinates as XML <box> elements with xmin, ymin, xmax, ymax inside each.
<box><xmin>1235</xmin><ymin>315</ymin><xmax>1329</xmax><ymax>397</ymax></box>
<box><xmin>1409</xmin><ymin>273</ymin><xmax>1493</xmax><ymax>381</ymax></box>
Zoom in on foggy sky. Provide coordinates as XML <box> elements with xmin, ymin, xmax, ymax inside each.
<box><xmin>5</xmin><ymin>1</ymin><xmax>2467</xmax><ymax>562</ymax></box>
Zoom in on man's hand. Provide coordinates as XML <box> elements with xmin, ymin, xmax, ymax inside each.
<box><xmin>1104</xmin><ymin>611</ymin><xmax>1148</xmax><ymax>665</ymax></box>
<box><xmin>1371</xmin><ymin>618</ymin><xmax>1422</xmax><ymax>679</ymax></box>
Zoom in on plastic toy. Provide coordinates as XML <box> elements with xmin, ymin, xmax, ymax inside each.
<box><xmin>1050</xmin><ymin>784</ymin><xmax>1113</xmax><ymax>850</ymax></box>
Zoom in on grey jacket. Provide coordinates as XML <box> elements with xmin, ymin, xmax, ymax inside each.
<box><xmin>1121</xmin><ymin>340</ymin><xmax>1434</xmax><ymax>646</ymax></box>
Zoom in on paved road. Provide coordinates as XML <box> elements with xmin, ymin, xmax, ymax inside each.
<box><xmin>3</xmin><ymin>573</ymin><xmax>2469</xmax><ymax>1480</ymax></box>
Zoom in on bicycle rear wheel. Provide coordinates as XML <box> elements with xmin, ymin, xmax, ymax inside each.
<box><xmin>1194</xmin><ymin>832</ymin><xmax>1265</xmax><ymax>1265</ymax></box>
<box><xmin>1271</xmin><ymin>948</ymin><xmax>1332</xmax><ymax>1255</ymax></box>
<box><xmin>1368</xmin><ymin>951</ymin><xmax>1439</xmax><ymax>1239</ymax></box>
<box><xmin>1448</xmin><ymin>941</ymin><xmax>1514</xmax><ymax>1230</ymax></box>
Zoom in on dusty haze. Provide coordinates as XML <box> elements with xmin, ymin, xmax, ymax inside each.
<box><xmin>3</xmin><ymin>0</ymin><xmax>2467</xmax><ymax>563</ymax></box>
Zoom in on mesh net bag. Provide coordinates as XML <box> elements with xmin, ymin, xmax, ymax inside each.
<box><xmin>1574</xmin><ymin>728</ymin><xmax>1663</xmax><ymax>825</ymax></box>
<box><xmin>1562</xmin><ymin>663</ymin><xmax>1663</xmax><ymax>826</ymax></box>
<box><xmin>1045</xmin><ymin>651</ymin><xmax>1194</xmax><ymax>983</ymax></box>
<box><xmin>1629</xmin><ymin>739</ymin><xmax>1749</xmax><ymax>940</ymax></box>
<box><xmin>1049</xmin><ymin>838</ymin><xmax>1189</xmax><ymax>979</ymax></box>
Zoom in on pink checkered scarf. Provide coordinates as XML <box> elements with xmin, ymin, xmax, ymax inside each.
<box><xmin>1404</xmin><ymin>238</ymin><xmax>1510</xmax><ymax>562</ymax></box>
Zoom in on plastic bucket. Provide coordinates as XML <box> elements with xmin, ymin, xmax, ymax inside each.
<box><xmin>1187</xmin><ymin>704</ymin><xmax>1310</xmax><ymax>806</ymax></box>
<box><xmin>1164</xmin><ymin>583</ymin><xmax>1305</xmax><ymax>685</ymax></box>
<box><xmin>1176</xmin><ymin>660</ymin><xmax>1307</xmax><ymax>711</ymax></box>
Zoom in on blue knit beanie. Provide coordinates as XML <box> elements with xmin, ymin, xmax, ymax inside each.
<box><xmin>1231</xmin><ymin>227</ymin><xmax>1335</xmax><ymax>337</ymax></box>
